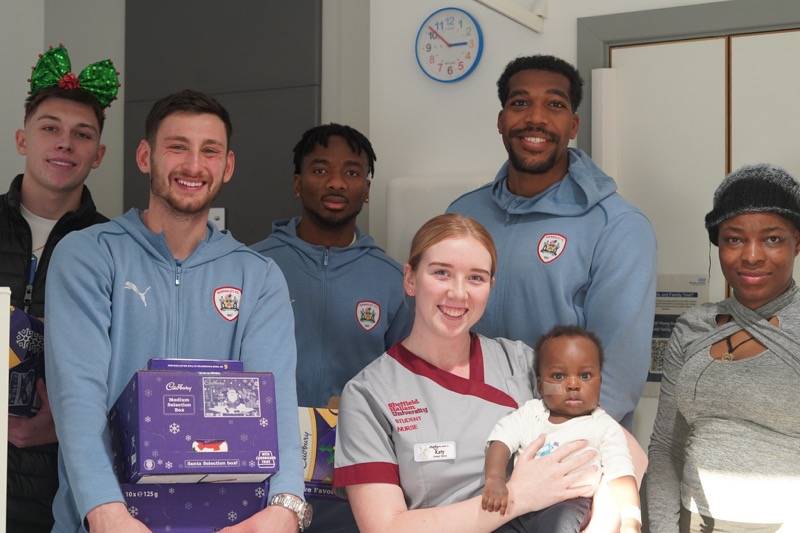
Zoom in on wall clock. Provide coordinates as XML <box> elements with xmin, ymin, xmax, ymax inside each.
<box><xmin>415</xmin><ymin>7</ymin><xmax>484</xmax><ymax>83</ymax></box>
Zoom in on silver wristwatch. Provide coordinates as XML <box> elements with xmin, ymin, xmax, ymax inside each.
<box><xmin>269</xmin><ymin>493</ymin><xmax>313</xmax><ymax>531</ymax></box>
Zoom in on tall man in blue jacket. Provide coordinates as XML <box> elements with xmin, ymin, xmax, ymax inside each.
<box><xmin>45</xmin><ymin>90</ymin><xmax>309</xmax><ymax>533</ymax></box>
<box><xmin>448</xmin><ymin>55</ymin><xmax>656</xmax><ymax>425</ymax></box>
<box><xmin>253</xmin><ymin>124</ymin><xmax>410</xmax><ymax>533</ymax></box>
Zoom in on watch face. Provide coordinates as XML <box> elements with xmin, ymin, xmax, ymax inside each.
<box><xmin>415</xmin><ymin>7</ymin><xmax>483</xmax><ymax>83</ymax></box>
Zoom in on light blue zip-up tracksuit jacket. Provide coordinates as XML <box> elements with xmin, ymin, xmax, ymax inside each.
<box><xmin>448</xmin><ymin>149</ymin><xmax>657</xmax><ymax>423</ymax></box>
<box><xmin>44</xmin><ymin>209</ymin><xmax>304</xmax><ymax>532</ymax></box>
<box><xmin>252</xmin><ymin>217</ymin><xmax>411</xmax><ymax>407</ymax></box>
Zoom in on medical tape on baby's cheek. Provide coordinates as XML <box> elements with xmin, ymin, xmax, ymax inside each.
<box><xmin>540</xmin><ymin>382</ymin><xmax>565</xmax><ymax>395</ymax></box>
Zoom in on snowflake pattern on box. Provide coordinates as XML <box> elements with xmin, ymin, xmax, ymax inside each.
<box><xmin>203</xmin><ymin>376</ymin><xmax>262</xmax><ymax>418</ymax></box>
<box><xmin>128</xmin><ymin>506</ymin><xmax>138</xmax><ymax>517</ymax></box>
<box><xmin>122</xmin><ymin>483</ymin><xmax>269</xmax><ymax>529</ymax></box>
<box><xmin>16</xmin><ymin>328</ymin><xmax>43</xmax><ymax>354</ymax></box>
<box><xmin>111</xmin><ymin>371</ymin><xmax>278</xmax><ymax>482</ymax></box>
<box><xmin>165</xmin><ymin>461</ymin><xmax>173</xmax><ymax>469</ymax></box>
<box><xmin>255</xmin><ymin>487</ymin><xmax>265</xmax><ymax>498</ymax></box>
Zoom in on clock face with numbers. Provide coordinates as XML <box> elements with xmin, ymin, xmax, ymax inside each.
<box><xmin>415</xmin><ymin>7</ymin><xmax>483</xmax><ymax>83</ymax></box>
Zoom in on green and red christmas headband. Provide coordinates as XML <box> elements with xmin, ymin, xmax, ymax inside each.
<box><xmin>28</xmin><ymin>45</ymin><xmax>120</xmax><ymax>108</ymax></box>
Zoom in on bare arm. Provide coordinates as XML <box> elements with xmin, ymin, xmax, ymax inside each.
<box><xmin>482</xmin><ymin>441</ymin><xmax>512</xmax><ymax>514</ymax></box>
<box><xmin>610</xmin><ymin>476</ymin><xmax>641</xmax><ymax>533</ymax></box>
<box><xmin>585</xmin><ymin>429</ymin><xmax>646</xmax><ymax>533</ymax></box>
<box><xmin>348</xmin><ymin>436</ymin><xmax>596</xmax><ymax>533</ymax></box>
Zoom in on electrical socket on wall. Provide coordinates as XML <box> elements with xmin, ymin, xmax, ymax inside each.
<box><xmin>208</xmin><ymin>207</ymin><xmax>226</xmax><ymax>230</ymax></box>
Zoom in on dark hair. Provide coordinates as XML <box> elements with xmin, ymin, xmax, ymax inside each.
<box><xmin>24</xmin><ymin>87</ymin><xmax>106</xmax><ymax>132</ymax></box>
<box><xmin>145</xmin><ymin>89</ymin><xmax>232</xmax><ymax>145</ymax></box>
<box><xmin>535</xmin><ymin>325</ymin><xmax>604</xmax><ymax>374</ymax></box>
<box><xmin>497</xmin><ymin>55</ymin><xmax>584</xmax><ymax>111</ymax></box>
<box><xmin>293</xmin><ymin>123</ymin><xmax>376</xmax><ymax>176</ymax></box>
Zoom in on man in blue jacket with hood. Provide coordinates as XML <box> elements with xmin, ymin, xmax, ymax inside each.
<box><xmin>253</xmin><ymin>123</ymin><xmax>410</xmax><ymax>410</ymax></box>
<box><xmin>253</xmin><ymin>124</ymin><xmax>410</xmax><ymax>533</ymax></box>
<box><xmin>448</xmin><ymin>55</ymin><xmax>656</xmax><ymax>426</ymax></box>
<box><xmin>44</xmin><ymin>90</ymin><xmax>309</xmax><ymax>532</ymax></box>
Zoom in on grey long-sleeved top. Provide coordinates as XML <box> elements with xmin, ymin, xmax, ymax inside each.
<box><xmin>646</xmin><ymin>287</ymin><xmax>800</xmax><ymax>531</ymax></box>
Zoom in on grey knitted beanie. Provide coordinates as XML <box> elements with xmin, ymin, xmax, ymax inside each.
<box><xmin>705</xmin><ymin>163</ymin><xmax>800</xmax><ymax>245</ymax></box>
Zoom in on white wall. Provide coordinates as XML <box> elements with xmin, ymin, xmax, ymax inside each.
<box><xmin>0</xmin><ymin>1</ymin><xmax>44</xmax><ymax>191</ymax></box>
<box><xmin>0</xmin><ymin>1</ymin><xmax>124</xmax><ymax>217</ymax></box>
<box><xmin>322</xmin><ymin>0</ymin><xmax>371</xmax><ymax>230</ymax></box>
<box><xmin>366</xmin><ymin>0</ymin><xmax>732</xmax><ymax>247</ymax></box>
<box><xmin>45</xmin><ymin>0</ymin><xmax>125</xmax><ymax>217</ymax></box>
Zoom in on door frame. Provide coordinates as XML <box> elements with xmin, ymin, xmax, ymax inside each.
<box><xmin>576</xmin><ymin>0</ymin><xmax>800</xmax><ymax>155</ymax></box>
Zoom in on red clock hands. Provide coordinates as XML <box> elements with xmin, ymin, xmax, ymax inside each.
<box><xmin>428</xmin><ymin>25</ymin><xmax>453</xmax><ymax>47</ymax></box>
<box><xmin>428</xmin><ymin>25</ymin><xmax>467</xmax><ymax>47</ymax></box>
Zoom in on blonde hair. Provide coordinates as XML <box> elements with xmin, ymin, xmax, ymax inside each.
<box><xmin>407</xmin><ymin>214</ymin><xmax>497</xmax><ymax>276</ymax></box>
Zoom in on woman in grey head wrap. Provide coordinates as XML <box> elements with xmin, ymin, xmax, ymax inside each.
<box><xmin>646</xmin><ymin>164</ymin><xmax>800</xmax><ymax>533</ymax></box>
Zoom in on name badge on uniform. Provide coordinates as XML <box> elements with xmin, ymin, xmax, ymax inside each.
<box><xmin>413</xmin><ymin>441</ymin><xmax>456</xmax><ymax>462</ymax></box>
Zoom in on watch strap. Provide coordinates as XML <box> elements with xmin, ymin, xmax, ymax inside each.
<box><xmin>269</xmin><ymin>493</ymin><xmax>312</xmax><ymax>531</ymax></box>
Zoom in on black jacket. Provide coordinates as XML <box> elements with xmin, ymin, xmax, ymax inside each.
<box><xmin>2</xmin><ymin>174</ymin><xmax>107</xmax><ymax>532</ymax></box>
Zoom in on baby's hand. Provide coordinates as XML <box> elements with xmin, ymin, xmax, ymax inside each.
<box><xmin>481</xmin><ymin>477</ymin><xmax>509</xmax><ymax>514</ymax></box>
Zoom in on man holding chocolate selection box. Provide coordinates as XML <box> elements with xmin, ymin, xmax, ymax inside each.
<box><xmin>45</xmin><ymin>90</ymin><xmax>309</xmax><ymax>533</ymax></box>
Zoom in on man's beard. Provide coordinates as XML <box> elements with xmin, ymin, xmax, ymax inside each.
<box><xmin>149</xmin><ymin>160</ymin><xmax>219</xmax><ymax>216</ymax></box>
<box><xmin>304</xmin><ymin>204</ymin><xmax>363</xmax><ymax>230</ymax></box>
<box><xmin>507</xmin><ymin>146</ymin><xmax>560</xmax><ymax>175</ymax></box>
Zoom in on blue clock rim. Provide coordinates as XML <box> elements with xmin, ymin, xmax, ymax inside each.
<box><xmin>414</xmin><ymin>6</ymin><xmax>484</xmax><ymax>84</ymax></box>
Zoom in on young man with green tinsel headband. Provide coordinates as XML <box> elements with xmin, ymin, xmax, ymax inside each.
<box><xmin>2</xmin><ymin>45</ymin><xmax>119</xmax><ymax>532</ymax></box>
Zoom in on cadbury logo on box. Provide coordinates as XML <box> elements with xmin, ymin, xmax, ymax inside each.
<box><xmin>165</xmin><ymin>382</ymin><xmax>192</xmax><ymax>392</ymax></box>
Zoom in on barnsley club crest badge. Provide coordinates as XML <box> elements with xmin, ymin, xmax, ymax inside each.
<box><xmin>214</xmin><ymin>286</ymin><xmax>242</xmax><ymax>321</ymax></box>
<box><xmin>537</xmin><ymin>233</ymin><xmax>567</xmax><ymax>263</ymax></box>
<box><xmin>356</xmin><ymin>300</ymin><xmax>381</xmax><ymax>331</ymax></box>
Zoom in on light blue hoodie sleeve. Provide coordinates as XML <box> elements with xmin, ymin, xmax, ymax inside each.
<box><xmin>240</xmin><ymin>259</ymin><xmax>305</xmax><ymax>499</ymax></box>
<box><xmin>384</xmin><ymin>296</ymin><xmax>413</xmax><ymax>348</ymax></box>
<box><xmin>44</xmin><ymin>231</ymin><xmax>125</xmax><ymax>521</ymax></box>
<box><xmin>585</xmin><ymin>211</ymin><xmax>657</xmax><ymax>421</ymax></box>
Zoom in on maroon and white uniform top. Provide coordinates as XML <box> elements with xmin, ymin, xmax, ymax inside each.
<box><xmin>334</xmin><ymin>334</ymin><xmax>535</xmax><ymax>509</ymax></box>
